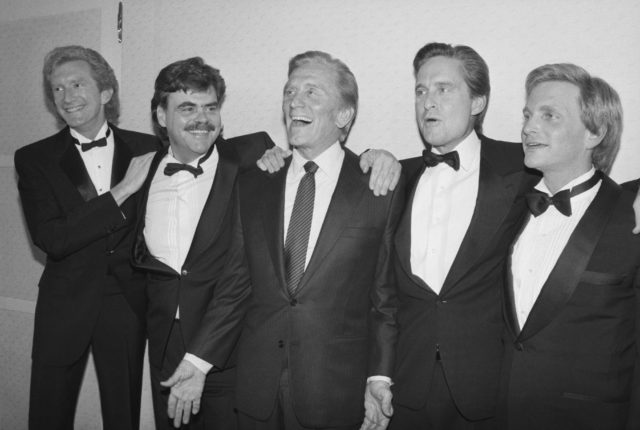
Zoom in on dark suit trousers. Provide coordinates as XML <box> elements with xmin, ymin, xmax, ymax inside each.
<box><xmin>150</xmin><ymin>320</ymin><xmax>237</xmax><ymax>430</ymax></box>
<box><xmin>390</xmin><ymin>362</ymin><xmax>496</xmax><ymax>430</ymax></box>
<box><xmin>29</xmin><ymin>293</ymin><xmax>145</xmax><ymax>430</ymax></box>
<box><xmin>237</xmin><ymin>369</ymin><xmax>359</xmax><ymax>430</ymax></box>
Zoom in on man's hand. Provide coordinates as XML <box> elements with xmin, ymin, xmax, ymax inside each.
<box><xmin>111</xmin><ymin>151</ymin><xmax>155</xmax><ymax>205</ymax></box>
<box><xmin>257</xmin><ymin>146</ymin><xmax>292</xmax><ymax>173</ymax></box>
<box><xmin>360</xmin><ymin>380</ymin><xmax>393</xmax><ymax>430</ymax></box>
<box><xmin>160</xmin><ymin>360</ymin><xmax>207</xmax><ymax>428</ymax></box>
<box><xmin>359</xmin><ymin>150</ymin><xmax>401</xmax><ymax>196</ymax></box>
<box><xmin>633</xmin><ymin>185</ymin><xmax>640</xmax><ymax>234</ymax></box>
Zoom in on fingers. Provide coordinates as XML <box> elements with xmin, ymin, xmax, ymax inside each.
<box><xmin>257</xmin><ymin>147</ymin><xmax>291</xmax><ymax>173</ymax></box>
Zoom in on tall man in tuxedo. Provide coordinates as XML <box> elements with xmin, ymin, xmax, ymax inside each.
<box><xmin>131</xmin><ymin>57</ymin><xmax>273</xmax><ymax>429</ymax></box>
<box><xmin>14</xmin><ymin>46</ymin><xmax>158</xmax><ymax>430</ymax></box>
<box><xmin>359</xmin><ymin>42</ymin><xmax>538</xmax><ymax>430</ymax></box>
<box><xmin>500</xmin><ymin>63</ymin><xmax>639</xmax><ymax>430</ymax></box>
<box><xmin>231</xmin><ymin>51</ymin><xmax>404</xmax><ymax>430</ymax></box>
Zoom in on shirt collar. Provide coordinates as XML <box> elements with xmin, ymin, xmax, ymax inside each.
<box><xmin>535</xmin><ymin>167</ymin><xmax>597</xmax><ymax>195</ymax></box>
<box><xmin>431</xmin><ymin>131</ymin><xmax>481</xmax><ymax>172</ymax></box>
<box><xmin>70</xmin><ymin>122</ymin><xmax>109</xmax><ymax>143</ymax></box>
<box><xmin>291</xmin><ymin>141</ymin><xmax>344</xmax><ymax>180</ymax></box>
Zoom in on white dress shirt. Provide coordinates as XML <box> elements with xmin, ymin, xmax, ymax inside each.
<box><xmin>71</xmin><ymin>122</ymin><xmax>114</xmax><ymax>196</ymax></box>
<box><xmin>144</xmin><ymin>145</ymin><xmax>220</xmax><ymax>374</ymax></box>
<box><xmin>284</xmin><ymin>143</ymin><xmax>344</xmax><ymax>269</ymax></box>
<box><xmin>410</xmin><ymin>132</ymin><xmax>481</xmax><ymax>294</ymax></box>
<box><xmin>511</xmin><ymin>168</ymin><xmax>600</xmax><ymax>329</ymax></box>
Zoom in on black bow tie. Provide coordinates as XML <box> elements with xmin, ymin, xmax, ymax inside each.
<box><xmin>74</xmin><ymin>128</ymin><xmax>111</xmax><ymax>152</ymax></box>
<box><xmin>526</xmin><ymin>171</ymin><xmax>602</xmax><ymax>217</ymax></box>
<box><xmin>422</xmin><ymin>149</ymin><xmax>460</xmax><ymax>171</ymax></box>
<box><xmin>163</xmin><ymin>142</ymin><xmax>215</xmax><ymax>178</ymax></box>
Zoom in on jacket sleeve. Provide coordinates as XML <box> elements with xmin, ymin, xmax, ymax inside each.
<box><xmin>368</xmin><ymin>174</ymin><xmax>406</xmax><ymax>378</ymax></box>
<box><xmin>186</xmin><ymin>183</ymin><xmax>252</xmax><ymax>367</ymax></box>
<box><xmin>14</xmin><ymin>149</ymin><xmax>127</xmax><ymax>260</ymax></box>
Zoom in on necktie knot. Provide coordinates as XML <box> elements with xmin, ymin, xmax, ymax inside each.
<box><xmin>74</xmin><ymin>128</ymin><xmax>110</xmax><ymax>152</ymax></box>
<box><xmin>525</xmin><ymin>171</ymin><xmax>602</xmax><ymax>217</ymax></box>
<box><xmin>304</xmin><ymin>161</ymin><xmax>319</xmax><ymax>174</ymax></box>
<box><xmin>422</xmin><ymin>149</ymin><xmax>460</xmax><ymax>171</ymax></box>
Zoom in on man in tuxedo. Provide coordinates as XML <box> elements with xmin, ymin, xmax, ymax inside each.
<box><xmin>14</xmin><ymin>46</ymin><xmax>158</xmax><ymax>430</ymax></box>
<box><xmin>358</xmin><ymin>42</ymin><xmax>537</xmax><ymax>430</ymax></box>
<box><xmin>500</xmin><ymin>63</ymin><xmax>639</xmax><ymax>430</ymax></box>
<box><xmin>131</xmin><ymin>57</ymin><xmax>274</xmax><ymax>429</ymax></box>
<box><xmin>230</xmin><ymin>51</ymin><xmax>403</xmax><ymax>430</ymax></box>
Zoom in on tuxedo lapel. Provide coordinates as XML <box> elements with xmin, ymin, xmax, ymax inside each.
<box><xmin>441</xmin><ymin>144</ymin><xmax>521</xmax><ymax>294</ymax></box>
<box><xmin>518</xmin><ymin>178</ymin><xmax>620</xmax><ymax>341</ymax></box>
<box><xmin>394</xmin><ymin>161</ymin><xmax>433</xmax><ymax>292</ymax></box>
<box><xmin>184</xmin><ymin>148</ymin><xmax>239</xmax><ymax>264</ymax></box>
<box><xmin>504</xmin><ymin>215</ymin><xmax>531</xmax><ymax>337</ymax></box>
<box><xmin>58</xmin><ymin>128</ymin><xmax>98</xmax><ymax>202</ymax></box>
<box><xmin>261</xmin><ymin>160</ymin><xmax>289</xmax><ymax>289</ymax></box>
<box><xmin>296</xmin><ymin>151</ymin><xmax>365</xmax><ymax>294</ymax></box>
<box><xmin>131</xmin><ymin>147</ymin><xmax>176</xmax><ymax>276</ymax></box>
<box><xmin>110</xmin><ymin>126</ymin><xmax>134</xmax><ymax>187</ymax></box>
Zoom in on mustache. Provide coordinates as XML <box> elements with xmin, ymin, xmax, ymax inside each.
<box><xmin>184</xmin><ymin>121</ymin><xmax>217</xmax><ymax>132</ymax></box>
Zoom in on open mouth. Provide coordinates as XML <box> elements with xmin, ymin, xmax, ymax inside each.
<box><xmin>291</xmin><ymin>115</ymin><xmax>312</xmax><ymax>126</ymax></box>
<box><xmin>64</xmin><ymin>105</ymin><xmax>84</xmax><ymax>113</ymax></box>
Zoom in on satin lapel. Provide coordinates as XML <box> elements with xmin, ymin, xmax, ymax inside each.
<box><xmin>58</xmin><ymin>129</ymin><xmax>98</xmax><ymax>202</ymax></box>
<box><xmin>518</xmin><ymin>178</ymin><xmax>620</xmax><ymax>341</ymax></box>
<box><xmin>504</xmin><ymin>214</ymin><xmax>532</xmax><ymax>338</ymax></box>
<box><xmin>184</xmin><ymin>149</ymin><xmax>238</xmax><ymax>264</ymax></box>
<box><xmin>295</xmin><ymin>152</ymin><xmax>364</xmax><ymax>294</ymax></box>
<box><xmin>131</xmin><ymin>147</ymin><xmax>176</xmax><ymax>276</ymax></box>
<box><xmin>440</xmin><ymin>149</ymin><xmax>520</xmax><ymax>294</ymax></box>
<box><xmin>394</xmin><ymin>162</ymin><xmax>433</xmax><ymax>292</ymax></box>
<box><xmin>110</xmin><ymin>127</ymin><xmax>134</xmax><ymax>187</ymax></box>
<box><xmin>261</xmin><ymin>160</ymin><xmax>289</xmax><ymax>288</ymax></box>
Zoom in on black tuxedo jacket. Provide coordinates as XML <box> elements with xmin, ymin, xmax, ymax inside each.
<box><xmin>132</xmin><ymin>132</ymin><xmax>273</xmax><ymax>371</ymax></box>
<box><xmin>233</xmin><ymin>149</ymin><xmax>404</xmax><ymax>428</ymax></box>
<box><xmin>500</xmin><ymin>175</ymin><xmax>640</xmax><ymax>430</ymax></box>
<box><xmin>15</xmin><ymin>125</ymin><xmax>160</xmax><ymax>365</ymax></box>
<box><xmin>391</xmin><ymin>136</ymin><xmax>539</xmax><ymax>420</ymax></box>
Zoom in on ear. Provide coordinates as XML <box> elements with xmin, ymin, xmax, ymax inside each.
<box><xmin>156</xmin><ymin>106</ymin><xmax>167</xmax><ymax>128</ymax></box>
<box><xmin>100</xmin><ymin>88</ymin><xmax>114</xmax><ymax>105</ymax></box>
<box><xmin>585</xmin><ymin>126</ymin><xmax>606</xmax><ymax>150</ymax></box>
<box><xmin>470</xmin><ymin>95</ymin><xmax>487</xmax><ymax>116</ymax></box>
<box><xmin>335</xmin><ymin>106</ymin><xmax>355</xmax><ymax>129</ymax></box>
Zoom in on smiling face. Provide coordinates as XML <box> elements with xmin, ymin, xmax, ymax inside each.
<box><xmin>522</xmin><ymin>80</ymin><xmax>600</xmax><ymax>191</ymax></box>
<box><xmin>50</xmin><ymin>60</ymin><xmax>113</xmax><ymax>139</ymax></box>
<box><xmin>414</xmin><ymin>56</ymin><xmax>485</xmax><ymax>154</ymax></box>
<box><xmin>282</xmin><ymin>60</ymin><xmax>353</xmax><ymax>160</ymax></box>
<box><xmin>156</xmin><ymin>87</ymin><xmax>221</xmax><ymax>163</ymax></box>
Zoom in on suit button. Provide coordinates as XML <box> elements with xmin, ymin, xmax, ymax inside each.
<box><xmin>181</xmin><ymin>269</ymin><xmax>188</xmax><ymax>276</ymax></box>
<box><xmin>106</xmin><ymin>249</ymin><xmax>115</xmax><ymax>255</ymax></box>
<box><xmin>515</xmin><ymin>342</ymin><xmax>524</xmax><ymax>351</ymax></box>
<box><xmin>277</xmin><ymin>340</ymin><xmax>284</xmax><ymax>348</ymax></box>
<box><xmin>290</xmin><ymin>299</ymin><xmax>297</xmax><ymax>306</ymax></box>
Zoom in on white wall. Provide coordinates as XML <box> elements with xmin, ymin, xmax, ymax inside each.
<box><xmin>3</xmin><ymin>0</ymin><xmax>640</xmax><ymax>428</ymax></box>
<box><xmin>119</xmin><ymin>0</ymin><xmax>640</xmax><ymax>183</ymax></box>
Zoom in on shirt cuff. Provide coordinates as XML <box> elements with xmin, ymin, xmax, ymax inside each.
<box><xmin>367</xmin><ymin>375</ymin><xmax>393</xmax><ymax>385</ymax></box>
<box><xmin>183</xmin><ymin>353</ymin><xmax>213</xmax><ymax>375</ymax></box>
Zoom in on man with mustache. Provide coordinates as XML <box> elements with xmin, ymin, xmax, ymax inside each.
<box><xmin>14</xmin><ymin>45</ymin><xmax>158</xmax><ymax>430</ymax></box>
<box><xmin>132</xmin><ymin>57</ymin><xmax>273</xmax><ymax>429</ymax></box>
